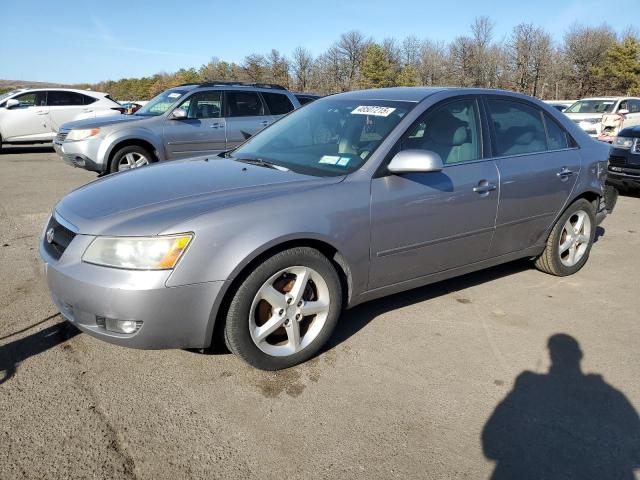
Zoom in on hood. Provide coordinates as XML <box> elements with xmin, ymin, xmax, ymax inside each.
<box><xmin>61</xmin><ymin>114</ymin><xmax>148</xmax><ymax>131</ymax></box>
<box><xmin>564</xmin><ymin>112</ymin><xmax>604</xmax><ymax>122</ymax></box>
<box><xmin>55</xmin><ymin>157</ymin><xmax>344</xmax><ymax>236</ymax></box>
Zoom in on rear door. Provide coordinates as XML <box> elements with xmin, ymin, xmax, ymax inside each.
<box><xmin>163</xmin><ymin>90</ymin><xmax>225</xmax><ymax>159</ymax></box>
<box><xmin>486</xmin><ymin>97</ymin><xmax>581</xmax><ymax>257</ymax></box>
<box><xmin>224</xmin><ymin>90</ymin><xmax>270</xmax><ymax>149</ymax></box>
<box><xmin>47</xmin><ymin>91</ymin><xmax>88</xmax><ymax>131</ymax></box>
<box><xmin>2</xmin><ymin>91</ymin><xmax>50</xmax><ymax>141</ymax></box>
<box><xmin>369</xmin><ymin>96</ymin><xmax>499</xmax><ymax>288</ymax></box>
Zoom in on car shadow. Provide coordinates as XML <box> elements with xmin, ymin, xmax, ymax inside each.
<box><xmin>0</xmin><ymin>316</ymin><xmax>80</xmax><ymax>385</ymax></box>
<box><xmin>326</xmin><ymin>258</ymin><xmax>532</xmax><ymax>350</ymax></box>
<box><xmin>0</xmin><ymin>144</ymin><xmax>54</xmax><ymax>154</ymax></box>
<box><xmin>482</xmin><ymin>334</ymin><xmax>640</xmax><ymax>479</ymax></box>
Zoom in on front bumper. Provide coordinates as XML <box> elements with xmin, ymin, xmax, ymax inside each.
<box><xmin>53</xmin><ymin>139</ymin><xmax>105</xmax><ymax>173</ymax></box>
<box><xmin>40</xmin><ymin>232</ymin><xmax>224</xmax><ymax>349</ymax></box>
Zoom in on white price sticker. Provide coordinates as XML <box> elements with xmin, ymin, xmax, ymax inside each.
<box><xmin>351</xmin><ymin>105</ymin><xmax>396</xmax><ymax>117</ymax></box>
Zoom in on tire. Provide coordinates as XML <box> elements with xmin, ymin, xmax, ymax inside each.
<box><xmin>109</xmin><ymin>145</ymin><xmax>153</xmax><ymax>174</ymax></box>
<box><xmin>224</xmin><ymin>247</ymin><xmax>342</xmax><ymax>370</ymax></box>
<box><xmin>535</xmin><ymin>199</ymin><xmax>596</xmax><ymax>276</ymax></box>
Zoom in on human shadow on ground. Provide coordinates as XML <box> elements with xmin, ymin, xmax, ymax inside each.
<box><xmin>0</xmin><ymin>317</ymin><xmax>79</xmax><ymax>385</ymax></box>
<box><xmin>482</xmin><ymin>334</ymin><xmax>640</xmax><ymax>480</ymax></box>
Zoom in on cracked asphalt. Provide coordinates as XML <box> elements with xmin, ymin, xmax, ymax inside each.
<box><xmin>1</xmin><ymin>146</ymin><xmax>639</xmax><ymax>479</ymax></box>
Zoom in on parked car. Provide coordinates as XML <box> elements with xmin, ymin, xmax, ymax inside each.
<box><xmin>607</xmin><ymin>125</ymin><xmax>640</xmax><ymax>192</ymax></box>
<box><xmin>598</xmin><ymin>98</ymin><xmax>640</xmax><ymax>143</ymax></box>
<box><xmin>543</xmin><ymin>100</ymin><xmax>575</xmax><ymax>112</ymax></box>
<box><xmin>53</xmin><ymin>82</ymin><xmax>302</xmax><ymax>174</ymax></box>
<box><xmin>40</xmin><ymin>87</ymin><xmax>612</xmax><ymax>370</ymax></box>
<box><xmin>564</xmin><ymin>97</ymin><xmax>640</xmax><ymax>138</ymax></box>
<box><xmin>294</xmin><ymin>93</ymin><xmax>322</xmax><ymax>105</ymax></box>
<box><xmin>0</xmin><ymin>88</ymin><xmax>123</xmax><ymax>149</ymax></box>
<box><xmin>120</xmin><ymin>102</ymin><xmax>144</xmax><ymax>114</ymax></box>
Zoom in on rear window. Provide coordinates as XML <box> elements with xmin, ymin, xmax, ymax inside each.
<box><xmin>295</xmin><ymin>95</ymin><xmax>317</xmax><ymax>105</ymax></box>
<box><xmin>226</xmin><ymin>91</ymin><xmax>265</xmax><ymax>117</ymax></box>
<box><xmin>544</xmin><ymin>114</ymin><xmax>569</xmax><ymax>150</ymax></box>
<box><xmin>261</xmin><ymin>92</ymin><xmax>294</xmax><ymax>115</ymax></box>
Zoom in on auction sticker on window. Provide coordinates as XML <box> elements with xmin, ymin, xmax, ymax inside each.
<box><xmin>351</xmin><ymin>105</ymin><xmax>396</xmax><ymax>117</ymax></box>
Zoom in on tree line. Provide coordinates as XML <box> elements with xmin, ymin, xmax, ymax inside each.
<box><xmin>82</xmin><ymin>18</ymin><xmax>640</xmax><ymax>101</ymax></box>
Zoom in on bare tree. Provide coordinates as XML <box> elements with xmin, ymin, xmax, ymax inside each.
<box><xmin>508</xmin><ymin>24</ymin><xmax>552</xmax><ymax>96</ymax></box>
<box><xmin>266</xmin><ymin>49</ymin><xmax>290</xmax><ymax>87</ymax></box>
<box><xmin>337</xmin><ymin>31</ymin><xmax>368</xmax><ymax>89</ymax></box>
<box><xmin>563</xmin><ymin>24</ymin><xmax>617</xmax><ymax>97</ymax></box>
<box><xmin>291</xmin><ymin>47</ymin><xmax>313</xmax><ymax>91</ymax></box>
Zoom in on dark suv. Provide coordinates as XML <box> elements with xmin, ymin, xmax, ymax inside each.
<box><xmin>608</xmin><ymin>125</ymin><xmax>640</xmax><ymax>192</ymax></box>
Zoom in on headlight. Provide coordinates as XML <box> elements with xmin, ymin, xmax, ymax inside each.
<box><xmin>66</xmin><ymin>128</ymin><xmax>100</xmax><ymax>141</ymax></box>
<box><xmin>82</xmin><ymin>234</ymin><xmax>193</xmax><ymax>270</ymax></box>
<box><xmin>613</xmin><ymin>137</ymin><xmax>635</xmax><ymax>149</ymax></box>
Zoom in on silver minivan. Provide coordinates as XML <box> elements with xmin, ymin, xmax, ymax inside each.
<box><xmin>53</xmin><ymin>82</ymin><xmax>302</xmax><ymax>174</ymax></box>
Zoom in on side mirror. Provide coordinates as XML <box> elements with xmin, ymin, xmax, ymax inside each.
<box><xmin>387</xmin><ymin>149</ymin><xmax>444</xmax><ymax>173</ymax></box>
<box><xmin>169</xmin><ymin>108</ymin><xmax>188</xmax><ymax>120</ymax></box>
<box><xmin>618</xmin><ymin>109</ymin><xmax>629</xmax><ymax>115</ymax></box>
<box><xmin>5</xmin><ymin>99</ymin><xmax>19</xmax><ymax>109</ymax></box>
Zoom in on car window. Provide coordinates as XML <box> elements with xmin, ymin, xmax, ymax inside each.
<box><xmin>565</xmin><ymin>99</ymin><xmax>616</xmax><ymax>114</ymax></box>
<box><xmin>47</xmin><ymin>91</ymin><xmax>85</xmax><ymax>106</ymax></box>
<box><xmin>618</xmin><ymin>100</ymin><xmax>628</xmax><ymax>112</ymax></box>
<box><xmin>488</xmin><ymin>99</ymin><xmax>547</xmax><ymax>157</ymax></box>
<box><xmin>295</xmin><ymin>95</ymin><xmax>317</xmax><ymax>105</ymax></box>
<box><xmin>14</xmin><ymin>91</ymin><xmax>47</xmax><ymax>107</ymax></box>
<box><xmin>400</xmin><ymin>98</ymin><xmax>481</xmax><ymax>165</ymax></box>
<box><xmin>262</xmin><ymin>92</ymin><xmax>295</xmax><ymax>115</ymax></box>
<box><xmin>82</xmin><ymin>94</ymin><xmax>98</xmax><ymax>105</ymax></box>
<box><xmin>627</xmin><ymin>99</ymin><xmax>640</xmax><ymax>113</ymax></box>
<box><xmin>226</xmin><ymin>91</ymin><xmax>265</xmax><ymax>117</ymax></box>
<box><xmin>176</xmin><ymin>91</ymin><xmax>221</xmax><ymax>119</ymax></box>
<box><xmin>544</xmin><ymin>114</ymin><xmax>569</xmax><ymax>150</ymax></box>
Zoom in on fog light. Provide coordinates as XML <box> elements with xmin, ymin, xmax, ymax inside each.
<box><xmin>96</xmin><ymin>316</ymin><xmax>142</xmax><ymax>334</ymax></box>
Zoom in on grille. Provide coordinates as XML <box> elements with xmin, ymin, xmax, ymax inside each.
<box><xmin>56</xmin><ymin>130</ymin><xmax>69</xmax><ymax>142</ymax></box>
<box><xmin>609</xmin><ymin>155</ymin><xmax>626</xmax><ymax>167</ymax></box>
<box><xmin>43</xmin><ymin>216</ymin><xmax>76</xmax><ymax>260</ymax></box>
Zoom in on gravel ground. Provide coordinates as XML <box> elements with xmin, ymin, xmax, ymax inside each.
<box><xmin>1</xmin><ymin>146</ymin><xmax>639</xmax><ymax>479</ymax></box>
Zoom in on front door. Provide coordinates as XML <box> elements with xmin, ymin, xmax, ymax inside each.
<box><xmin>163</xmin><ymin>90</ymin><xmax>226</xmax><ymax>159</ymax></box>
<box><xmin>3</xmin><ymin>91</ymin><xmax>50</xmax><ymax>141</ymax></box>
<box><xmin>224</xmin><ymin>90</ymin><xmax>271</xmax><ymax>149</ymax></box>
<box><xmin>369</xmin><ymin>97</ymin><xmax>499</xmax><ymax>289</ymax></box>
<box><xmin>486</xmin><ymin>98</ymin><xmax>581</xmax><ymax>257</ymax></box>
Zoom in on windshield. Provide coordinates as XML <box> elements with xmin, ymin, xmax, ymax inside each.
<box><xmin>566</xmin><ymin>99</ymin><xmax>616</xmax><ymax>114</ymax></box>
<box><xmin>135</xmin><ymin>89</ymin><xmax>189</xmax><ymax>116</ymax></box>
<box><xmin>230</xmin><ymin>98</ymin><xmax>413</xmax><ymax>176</ymax></box>
<box><xmin>0</xmin><ymin>89</ymin><xmax>20</xmax><ymax>103</ymax></box>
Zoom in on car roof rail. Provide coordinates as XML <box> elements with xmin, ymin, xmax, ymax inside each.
<box><xmin>197</xmin><ymin>81</ymin><xmax>288</xmax><ymax>91</ymax></box>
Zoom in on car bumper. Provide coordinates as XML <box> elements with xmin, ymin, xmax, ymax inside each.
<box><xmin>607</xmin><ymin>169</ymin><xmax>640</xmax><ymax>189</ymax></box>
<box><xmin>40</xmin><ymin>232</ymin><xmax>224</xmax><ymax>349</ymax></box>
<box><xmin>53</xmin><ymin>139</ymin><xmax>105</xmax><ymax>173</ymax></box>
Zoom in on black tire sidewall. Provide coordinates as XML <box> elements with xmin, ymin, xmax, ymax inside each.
<box><xmin>224</xmin><ymin>247</ymin><xmax>342</xmax><ymax>370</ymax></box>
<box><xmin>549</xmin><ymin>199</ymin><xmax>596</xmax><ymax>276</ymax></box>
<box><xmin>109</xmin><ymin>145</ymin><xmax>152</xmax><ymax>174</ymax></box>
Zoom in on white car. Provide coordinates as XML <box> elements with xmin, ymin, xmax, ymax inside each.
<box><xmin>564</xmin><ymin>97</ymin><xmax>640</xmax><ymax>138</ymax></box>
<box><xmin>0</xmin><ymin>88</ymin><xmax>123</xmax><ymax>149</ymax></box>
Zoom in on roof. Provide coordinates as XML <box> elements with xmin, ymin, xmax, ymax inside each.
<box><xmin>331</xmin><ymin>87</ymin><xmax>448</xmax><ymax>102</ymax></box>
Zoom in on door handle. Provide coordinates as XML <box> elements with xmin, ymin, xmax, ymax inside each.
<box><xmin>210</xmin><ymin>122</ymin><xmax>224</xmax><ymax>129</ymax></box>
<box><xmin>35</xmin><ymin>110</ymin><xmax>47</xmax><ymax>115</ymax></box>
<box><xmin>260</xmin><ymin>120</ymin><xmax>269</xmax><ymax>126</ymax></box>
<box><xmin>473</xmin><ymin>182</ymin><xmax>497</xmax><ymax>194</ymax></box>
<box><xmin>557</xmin><ymin>167</ymin><xmax>574</xmax><ymax>178</ymax></box>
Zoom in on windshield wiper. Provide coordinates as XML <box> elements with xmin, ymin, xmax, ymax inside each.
<box><xmin>233</xmin><ymin>157</ymin><xmax>289</xmax><ymax>171</ymax></box>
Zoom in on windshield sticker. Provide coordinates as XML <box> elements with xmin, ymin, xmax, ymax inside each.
<box><xmin>337</xmin><ymin>157</ymin><xmax>351</xmax><ymax>166</ymax></box>
<box><xmin>167</xmin><ymin>92</ymin><xmax>182</xmax><ymax>99</ymax></box>
<box><xmin>319</xmin><ymin>155</ymin><xmax>340</xmax><ymax>165</ymax></box>
<box><xmin>351</xmin><ymin>106</ymin><xmax>396</xmax><ymax>117</ymax></box>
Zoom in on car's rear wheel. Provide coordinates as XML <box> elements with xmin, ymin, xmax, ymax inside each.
<box><xmin>224</xmin><ymin>247</ymin><xmax>342</xmax><ymax>370</ymax></box>
<box><xmin>109</xmin><ymin>145</ymin><xmax>153</xmax><ymax>173</ymax></box>
<box><xmin>535</xmin><ymin>198</ymin><xmax>596</xmax><ymax>276</ymax></box>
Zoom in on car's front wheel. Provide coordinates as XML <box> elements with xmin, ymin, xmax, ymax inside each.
<box><xmin>224</xmin><ymin>247</ymin><xmax>342</xmax><ymax>370</ymax></box>
<box><xmin>535</xmin><ymin>198</ymin><xmax>596</xmax><ymax>276</ymax></box>
<box><xmin>109</xmin><ymin>145</ymin><xmax>153</xmax><ymax>173</ymax></box>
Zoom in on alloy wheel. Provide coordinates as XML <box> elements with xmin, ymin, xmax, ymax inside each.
<box><xmin>558</xmin><ymin>210</ymin><xmax>591</xmax><ymax>267</ymax></box>
<box><xmin>249</xmin><ymin>266</ymin><xmax>331</xmax><ymax>357</ymax></box>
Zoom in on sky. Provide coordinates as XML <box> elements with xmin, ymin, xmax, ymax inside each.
<box><xmin>0</xmin><ymin>0</ymin><xmax>637</xmax><ymax>84</ymax></box>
